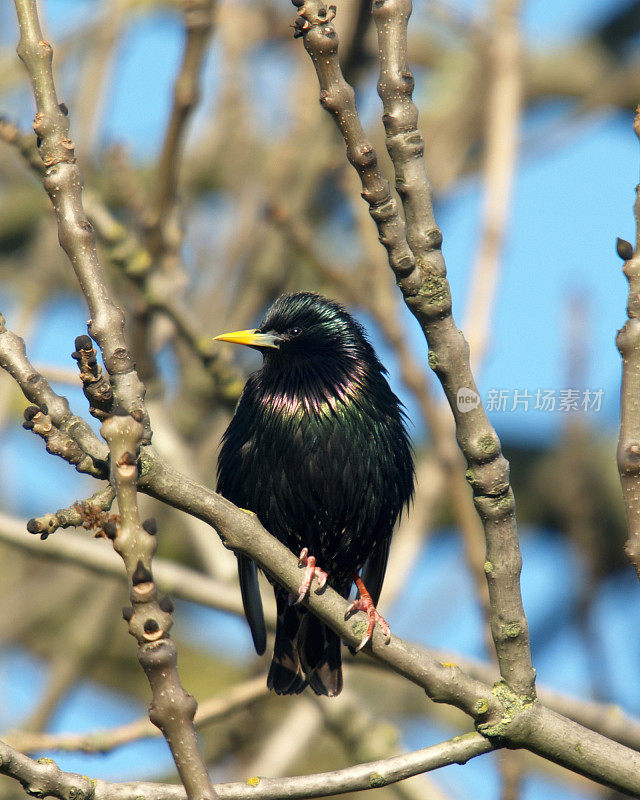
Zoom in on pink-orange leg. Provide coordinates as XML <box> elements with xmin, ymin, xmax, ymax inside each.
<box><xmin>294</xmin><ymin>547</ymin><xmax>328</xmax><ymax>604</ymax></box>
<box><xmin>345</xmin><ymin>573</ymin><xmax>391</xmax><ymax>652</ymax></box>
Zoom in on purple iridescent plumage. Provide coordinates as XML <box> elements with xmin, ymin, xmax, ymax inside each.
<box><xmin>216</xmin><ymin>292</ymin><xmax>414</xmax><ymax>696</ymax></box>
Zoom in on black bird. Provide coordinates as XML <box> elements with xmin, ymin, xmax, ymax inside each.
<box><xmin>215</xmin><ymin>292</ymin><xmax>414</xmax><ymax>696</ymax></box>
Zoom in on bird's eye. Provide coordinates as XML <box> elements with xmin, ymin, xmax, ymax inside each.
<box><xmin>289</xmin><ymin>327</ymin><xmax>302</xmax><ymax>337</ymax></box>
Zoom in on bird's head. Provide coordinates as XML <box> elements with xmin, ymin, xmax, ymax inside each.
<box><xmin>214</xmin><ymin>292</ymin><xmax>376</xmax><ymax>371</ymax></box>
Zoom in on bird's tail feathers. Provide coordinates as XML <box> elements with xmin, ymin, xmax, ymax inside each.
<box><xmin>298</xmin><ymin>612</ymin><xmax>343</xmax><ymax>697</ymax></box>
<box><xmin>238</xmin><ymin>555</ymin><xmax>267</xmax><ymax>655</ymax></box>
<box><xmin>267</xmin><ymin>593</ymin><xmax>343</xmax><ymax>696</ymax></box>
<box><xmin>268</xmin><ymin>594</ymin><xmax>307</xmax><ymax>695</ymax></box>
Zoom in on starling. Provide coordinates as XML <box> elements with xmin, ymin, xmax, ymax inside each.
<box><xmin>215</xmin><ymin>292</ymin><xmax>414</xmax><ymax>696</ymax></box>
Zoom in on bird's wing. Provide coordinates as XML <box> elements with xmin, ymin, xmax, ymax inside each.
<box><xmin>237</xmin><ymin>554</ymin><xmax>267</xmax><ymax>655</ymax></box>
<box><xmin>360</xmin><ymin>534</ymin><xmax>391</xmax><ymax>607</ymax></box>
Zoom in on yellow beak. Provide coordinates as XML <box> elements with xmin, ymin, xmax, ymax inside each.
<box><xmin>213</xmin><ymin>329</ymin><xmax>280</xmax><ymax>349</ymax></box>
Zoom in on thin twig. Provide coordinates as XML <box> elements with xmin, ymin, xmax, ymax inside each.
<box><xmin>150</xmin><ymin>0</ymin><xmax>216</xmax><ymax>250</ymax></box>
<box><xmin>7</xmin><ymin>676</ymin><xmax>268</xmax><ymax>755</ymax></box>
<box><xmin>26</xmin><ymin>484</ymin><xmax>115</xmax><ymax>539</ymax></box>
<box><xmin>464</xmin><ymin>0</ymin><xmax>522</xmax><ymax>374</ymax></box>
<box><xmin>0</xmin><ymin>312</ymin><xmax>108</xmax><ymax>468</ymax></box>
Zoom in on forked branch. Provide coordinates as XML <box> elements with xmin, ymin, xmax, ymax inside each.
<box><xmin>295</xmin><ymin>0</ymin><xmax>535</xmax><ymax>700</ymax></box>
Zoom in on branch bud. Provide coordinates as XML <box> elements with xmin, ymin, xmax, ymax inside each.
<box><xmin>617</xmin><ymin>237</ymin><xmax>634</xmax><ymax>260</ymax></box>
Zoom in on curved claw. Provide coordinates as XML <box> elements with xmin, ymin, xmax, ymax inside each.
<box><xmin>294</xmin><ymin>548</ymin><xmax>329</xmax><ymax>604</ymax></box>
<box><xmin>346</xmin><ymin>573</ymin><xmax>391</xmax><ymax>651</ymax></box>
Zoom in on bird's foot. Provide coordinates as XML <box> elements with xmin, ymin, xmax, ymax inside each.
<box><xmin>293</xmin><ymin>547</ymin><xmax>328</xmax><ymax>604</ymax></box>
<box><xmin>345</xmin><ymin>573</ymin><xmax>391</xmax><ymax>652</ymax></box>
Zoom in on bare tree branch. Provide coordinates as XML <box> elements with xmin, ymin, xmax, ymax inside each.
<box><xmin>3</xmin><ymin>3</ymin><xmax>640</xmax><ymax>794</ymax></box>
<box><xmin>137</xmin><ymin>450</ymin><xmax>503</xmax><ymax>717</ymax></box>
<box><xmin>466</xmin><ymin>8</ymin><xmax>524</xmax><ymax>794</ymax></box>
<box><xmin>3</xmin><ymin>493</ymin><xmax>640</xmax><ymax>792</ymax></box>
<box><xmin>296</xmin><ymin>0</ymin><xmax>535</xmax><ymax>701</ymax></box>
<box><xmin>26</xmin><ymin>485</ymin><xmax>115</xmax><ymax>539</ymax></box>
<box><xmin>424</xmin><ymin>648</ymin><xmax>640</xmax><ymax>753</ymax></box>
<box><xmin>0</xmin><ymin>733</ymin><xmax>495</xmax><ymax>800</ymax></box>
<box><xmin>7</xmin><ymin>676</ymin><xmax>267</xmax><ymax>755</ymax></box>
<box><xmin>6</xmin><ymin>504</ymin><xmax>640</xmax><ymax>757</ymax></box>
<box><xmin>616</xmin><ymin>110</ymin><xmax>640</xmax><ymax>579</ymax></box>
<box><xmin>21</xmin><ymin>404</ymin><xmax>103</xmax><ymax>477</ymax></box>
<box><xmin>100</xmin><ymin>411</ymin><xmax>219</xmax><ymax>800</ymax></box>
<box><xmin>13</xmin><ymin>0</ymin><xmax>149</xmax><ymax>436</ymax></box>
<box><xmin>3</xmin><ymin>304</ymin><xmax>640</xmax><ymax>790</ymax></box>
<box><xmin>0</xmin><ymin>312</ymin><xmax>108</xmax><ymax>466</ymax></box>
<box><xmin>464</xmin><ymin>0</ymin><xmax>522</xmax><ymax>374</ymax></box>
<box><xmin>150</xmin><ymin>0</ymin><xmax>216</xmax><ymax>245</ymax></box>
<box><xmin>0</xmin><ymin>511</ymin><xmax>267</xmax><ymax>619</ymax></box>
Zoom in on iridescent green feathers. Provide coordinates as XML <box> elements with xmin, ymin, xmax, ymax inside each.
<box><xmin>216</xmin><ymin>292</ymin><xmax>414</xmax><ymax>695</ymax></box>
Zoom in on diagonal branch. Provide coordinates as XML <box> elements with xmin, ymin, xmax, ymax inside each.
<box><xmin>371</xmin><ymin>0</ymin><xmax>533</xmax><ymax>697</ymax></box>
<box><xmin>0</xmin><ymin>511</ymin><xmax>263</xmax><ymax>619</ymax></box>
<box><xmin>0</xmin><ymin>311</ymin><xmax>108</xmax><ymax>467</ymax></box>
<box><xmin>6</xmin><ymin>497</ymin><xmax>640</xmax><ymax>764</ymax></box>
<box><xmin>21</xmin><ymin>405</ymin><xmax>104</xmax><ymax>477</ymax></box>
<box><xmin>7</xmin><ymin>676</ymin><xmax>268</xmax><ymax>755</ymax></box>
<box><xmin>13</xmin><ymin>0</ymin><xmax>149</xmax><ymax>437</ymax></box>
<box><xmin>137</xmin><ymin>450</ymin><xmax>502</xmax><ymax>719</ymax></box>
